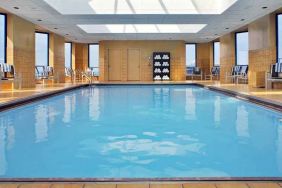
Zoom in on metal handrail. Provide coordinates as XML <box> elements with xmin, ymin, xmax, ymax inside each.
<box><xmin>80</xmin><ymin>71</ymin><xmax>92</xmax><ymax>84</ymax></box>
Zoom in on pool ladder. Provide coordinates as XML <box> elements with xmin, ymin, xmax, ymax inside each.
<box><xmin>80</xmin><ymin>72</ymin><xmax>93</xmax><ymax>84</ymax></box>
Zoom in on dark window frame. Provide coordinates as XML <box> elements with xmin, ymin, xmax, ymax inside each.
<box><xmin>0</xmin><ymin>13</ymin><xmax>7</xmax><ymax>64</ymax></box>
<box><xmin>65</xmin><ymin>42</ymin><xmax>72</xmax><ymax>68</ymax></box>
<box><xmin>35</xmin><ymin>31</ymin><xmax>50</xmax><ymax>66</ymax></box>
<box><xmin>88</xmin><ymin>43</ymin><xmax>99</xmax><ymax>68</ymax></box>
<box><xmin>276</xmin><ymin>13</ymin><xmax>282</xmax><ymax>62</ymax></box>
<box><xmin>235</xmin><ymin>31</ymin><xmax>248</xmax><ymax>65</ymax></box>
<box><xmin>185</xmin><ymin>43</ymin><xmax>197</xmax><ymax>68</ymax></box>
<box><xmin>213</xmin><ymin>41</ymin><xmax>220</xmax><ymax>67</ymax></box>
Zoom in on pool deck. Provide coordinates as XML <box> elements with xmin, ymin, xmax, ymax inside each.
<box><xmin>0</xmin><ymin>83</ymin><xmax>90</xmax><ymax>104</ymax></box>
<box><xmin>1</xmin><ymin>81</ymin><xmax>282</xmax><ymax>106</ymax></box>
<box><xmin>199</xmin><ymin>81</ymin><xmax>282</xmax><ymax>106</ymax></box>
<box><xmin>0</xmin><ymin>82</ymin><xmax>91</xmax><ymax>111</ymax></box>
<box><xmin>0</xmin><ymin>182</ymin><xmax>281</xmax><ymax>188</ymax></box>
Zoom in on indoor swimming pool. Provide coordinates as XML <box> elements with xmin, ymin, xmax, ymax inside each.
<box><xmin>0</xmin><ymin>85</ymin><xmax>281</xmax><ymax>179</ymax></box>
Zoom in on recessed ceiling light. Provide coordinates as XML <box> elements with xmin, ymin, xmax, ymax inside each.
<box><xmin>13</xmin><ymin>7</ymin><xmax>19</xmax><ymax>10</ymax></box>
<box><xmin>78</xmin><ymin>24</ymin><xmax>206</xmax><ymax>34</ymax></box>
<box><xmin>44</xmin><ymin>0</ymin><xmax>238</xmax><ymax>15</ymax></box>
<box><xmin>262</xmin><ymin>6</ymin><xmax>268</xmax><ymax>9</ymax></box>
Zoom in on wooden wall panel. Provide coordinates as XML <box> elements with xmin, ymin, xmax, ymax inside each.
<box><xmin>49</xmin><ymin>33</ymin><xmax>65</xmax><ymax>83</ymax></box>
<box><xmin>74</xmin><ymin>43</ymin><xmax>88</xmax><ymax>71</ymax></box>
<box><xmin>197</xmin><ymin>43</ymin><xmax>212</xmax><ymax>75</ymax></box>
<box><xmin>108</xmin><ymin>49</ymin><xmax>122</xmax><ymax>81</ymax></box>
<box><xmin>7</xmin><ymin>15</ymin><xmax>35</xmax><ymax>89</ymax></box>
<box><xmin>248</xmin><ymin>13</ymin><xmax>277</xmax><ymax>87</ymax></box>
<box><xmin>219</xmin><ymin>33</ymin><xmax>236</xmax><ymax>83</ymax></box>
<box><xmin>99</xmin><ymin>40</ymin><xmax>186</xmax><ymax>82</ymax></box>
<box><xmin>127</xmin><ymin>49</ymin><xmax>140</xmax><ymax>81</ymax></box>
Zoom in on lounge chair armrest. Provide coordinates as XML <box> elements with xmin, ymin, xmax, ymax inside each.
<box><xmin>265</xmin><ymin>72</ymin><xmax>273</xmax><ymax>79</ymax></box>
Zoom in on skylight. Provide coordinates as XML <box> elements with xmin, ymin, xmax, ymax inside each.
<box><xmin>77</xmin><ymin>24</ymin><xmax>206</xmax><ymax>33</ymax></box>
<box><xmin>44</xmin><ymin>0</ymin><xmax>237</xmax><ymax>15</ymax></box>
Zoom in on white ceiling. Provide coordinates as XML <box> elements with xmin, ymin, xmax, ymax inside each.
<box><xmin>0</xmin><ymin>0</ymin><xmax>281</xmax><ymax>43</ymax></box>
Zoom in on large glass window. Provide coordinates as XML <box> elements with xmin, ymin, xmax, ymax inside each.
<box><xmin>278</xmin><ymin>14</ymin><xmax>282</xmax><ymax>62</ymax></box>
<box><xmin>235</xmin><ymin>32</ymin><xmax>249</xmax><ymax>65</ymax></box>
<box><xmin>213</xmin><ymin>42</ymin><xmax>220</xmax><ymax>66</ymax></box>
<box><xmin>35</xmin><ymin>32</ymin><xmax>49</xmax><ymax>66</ymax></box>
<box><xmin>65</xmin><ymin>42</ymin><xmax>72</xmax><ymax>68</ymax></box>
<box><xmin>186</xmin><ymin>44</ymin><xmax>196</xmax><ymax>67</ymax></box>
<box><xmin>88</xmin><ymin>44</ymin><xmax>99</xmax><ymax>73</ymax></box>
<box><xmin>0</xmin><ymin>14</ymin><xmax>6</xmax><ymax>64</ymax></box>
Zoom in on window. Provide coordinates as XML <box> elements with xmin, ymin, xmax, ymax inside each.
<box><xmin>65</xmin><ymin>42</ymin><xmax>72</xmax><ymax>68</ymax></box>
<box><xmin>213</xmin><ymin>42</ymin><xmax>220</xmax><ymax>66</ymax></box>
<box><xmin>235</xmin><ymin>32</ymin><xmax>249</xmax><ymax>65</ymax></box>
<box><xmin>0</xmin><ymin>14</ymin><xmax>6</xmax><ymax>64</ymax></box>
<box><xmin>88</xmin><ymin>44</ymin><xmax>99</xmax><ymax>74</ymax></box>
<box><xmin>35</xmin><ymin>32</ymin><xmax>49</xmax><ymax>66</ymax></box>
<box><xmin>78</xmin><ymin>24</ymin><xmax>206</xmax><ymax>34</ymax></box>
<box><xmin>277</xmin><ymin>14</ymin><xmax>282</xmax><ymax>62</ymax></box>
<box><xmin>186</xmin><ymin>44</ymin><xmax>196</xmax><ymax>67</ymax></box>
<box><xmin>45</xmin><ymin>0</ymin><xmax>237</xmax><ymax>15</ymax></box>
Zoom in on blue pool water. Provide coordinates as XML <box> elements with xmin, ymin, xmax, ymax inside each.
<box><xmin>0</xmin><ymin>85</ymin><xmax>281</xmax><ymax>179</ymax></box>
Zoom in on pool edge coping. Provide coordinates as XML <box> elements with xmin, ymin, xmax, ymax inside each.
<box><xmin>0</xmin><ymin>177</ymin><xmax>282</xmax><ymax>183</ymax></box>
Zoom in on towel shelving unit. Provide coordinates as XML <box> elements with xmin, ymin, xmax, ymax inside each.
<box><xmin>153</xmin><ymin>52</ymin><xmax>170</xmax><ymax>81</ymax></box>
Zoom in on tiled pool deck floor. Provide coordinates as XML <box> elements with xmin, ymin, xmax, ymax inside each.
<box><xmin>199</xmin><ymin>81</ymin><xmax>282</xmax><ymax>105</ymax></box>
<box><xmin>0</xmin><ymin>82</ymin><xmax>90</xmax><ymax>104</ymax></box>
<box><xmin>0</xmin><ymin>182</ymin><xmax>282</xmax><ymax>188</ymax></box>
